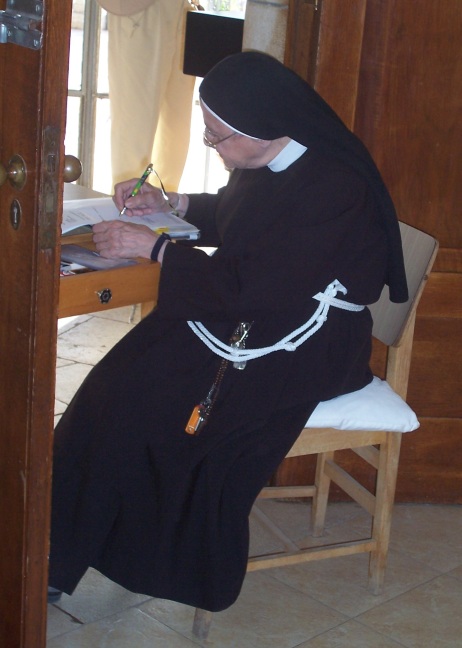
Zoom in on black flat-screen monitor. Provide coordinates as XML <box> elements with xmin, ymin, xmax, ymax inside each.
<box><xmin>183</xmin><ymin>11</ymin><xmax>244</xmax><ymax>78</ymax></box>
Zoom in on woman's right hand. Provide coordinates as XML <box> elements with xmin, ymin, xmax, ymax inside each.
<box><xmin>112</xmin><ymin>180</ymin><xmax>167</xmax><ymax>217</ymax></box>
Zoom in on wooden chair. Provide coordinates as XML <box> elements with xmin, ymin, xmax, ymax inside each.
<box><xmin>193</xmin><ymin>222</ymin><xmax>438</xmax><ymax>641</ymax></box>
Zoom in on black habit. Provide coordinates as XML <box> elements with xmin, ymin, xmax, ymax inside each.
<box><xmin>49</xmin><ymin>52</ymin><xmax>407</xmax><ymax>612</ymax></box>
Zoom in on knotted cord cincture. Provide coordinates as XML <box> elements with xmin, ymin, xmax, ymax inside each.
<box><xmin>187</xmin><ymin>280</ymin><xmax>365</xmax><ymax>363</ymax></box>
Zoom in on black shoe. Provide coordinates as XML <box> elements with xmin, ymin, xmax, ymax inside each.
<box><xmin>47</xmin><ymin>586</ymin><xmax>62</xmax><ymax>604</ymax></box>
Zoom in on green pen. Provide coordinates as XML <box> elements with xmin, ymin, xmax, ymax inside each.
<box><xmin>119</xmin><ymin>163</ymin><xmax>153</xmax><ymax>216</ymax></box>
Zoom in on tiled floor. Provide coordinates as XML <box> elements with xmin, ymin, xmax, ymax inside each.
<box><xmin>48</xmin><ymin>307</ymin><xmax>462</xmax><ymax>647</ymax></box>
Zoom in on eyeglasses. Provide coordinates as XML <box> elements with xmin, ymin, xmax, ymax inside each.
<box><xmin>203</xmin><ymin>128</ymin><xmax>239</xmax><ymax>149</ymax></box>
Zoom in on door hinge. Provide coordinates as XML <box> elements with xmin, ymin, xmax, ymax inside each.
<box><xmin>0</xmin><ymin>0</ymin><xmax>43</xmax><ymax>50</ymax></box>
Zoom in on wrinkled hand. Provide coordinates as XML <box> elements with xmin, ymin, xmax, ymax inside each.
<box><xmin>112</xmin><ymin>179</ymin><xmax>167</xmax><ymax>217</ymax></box>
<box><xmin>92</xmin><ymin>220</ymin><xmax>157</xmax><ymax>259</ymax></box>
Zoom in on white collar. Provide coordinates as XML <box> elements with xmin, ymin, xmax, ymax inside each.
<box><xmin>268</xmin><ymin>139</ymin><xmax>307</xmax><ymax>172</ymax></box>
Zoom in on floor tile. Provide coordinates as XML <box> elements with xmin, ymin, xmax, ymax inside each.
<box><xmin>357</xmin><ymin>573</ymin><xmax>462</xmax><ymax>647</ymax></box>
<box><xmin>56</xmin><ymin>316</ymin><xmax>135</xmax><ymax>365</ymax></box>
<box><xmin>53</xmin><ymin>568</ymin><xmax>151</xmax><ymax>625</ymax></box>
<box><xmin>55</xmin><ymin>362</ymin><xmax>93</xmax><ymax>405</ymax></box>
<box><xmin>56</xmin><ymin>356</ymin><xmax>76</xmax><ymax>368</ymax></box>
<box><xmin>250</xmin><ymin>500</ymin><xmax>372</xmax><ymax>557</ymax></box>
<box><xmin>247</xmin><ymin>500</ymin><xmax>440</xmax><ymax>618</ymax></box>
<box><xmin>389</xmin><ymin>504</ymin><xmax>462</xmax><ymax>573</ymax></box>
<box><xmin>57</xmin><ymin>315</ymin><xmax>90</xmax><ymax>334</ymax></box>
<box><xmin>92</xmin><ymin>306</ymin><xmax>141</xmax><ymax>325</ymax></box>
<box><xmin>449</xmin><ymin>564</ymin><xmax>462</xmax><ymax>581</ymax></box>
<box><xmin>270</xmin><ymin>548</ymin><xmax>438</xmax><ymax>618</ymax></box>
<box><xmin>54</xmin><ymin>399</ymin><xmax>68</xmax><ymax>418</ymax></box>
<box><xmin>47</xmin><ymin>605</ymin><xmax>83</xmax><ymax>640</ymax></box>
<box><xmin>47</xmin><ymin>607</ymin><xmax>198</xmax><ymax>647</ymax></box>
<box><xmin>297</xmin><ymin>619</ymin><xmax>406</xmax><ymax>647</ymax></box>
<box><xmin>141</xmin><ymin>571</ymin><xmax>346</xmax><ymax>648</ymax></box>
<box><xmin>252</xmin><ymin>500</ymin><xmax>371</xmax><ymax>549</ymax></box>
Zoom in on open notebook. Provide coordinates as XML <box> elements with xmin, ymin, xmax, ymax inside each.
<box><xmin>62</xmin><ymin>196</ymin><xmax>200</xmax><ymax>240</ymax></box>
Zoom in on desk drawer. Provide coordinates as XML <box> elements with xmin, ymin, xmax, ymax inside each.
<box><xmin>58</xmin><ymin>262</ymin><xmax>160</xmax><ymax>318</ymax></box>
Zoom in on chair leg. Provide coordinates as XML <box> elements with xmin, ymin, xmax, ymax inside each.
<box><xmin>311</xmin><ymin>451</ymin><xmax>334</xmax><ymax>537</ymax></box>
<box><xmin>368</xmin><ymin>433</ymin><xmax>402</xmax><ymax>594</ymax></box>
<box><xmin>193</xmin><ymin>608</ymin><xmax>213</xmax><ymax>642</ymax></box>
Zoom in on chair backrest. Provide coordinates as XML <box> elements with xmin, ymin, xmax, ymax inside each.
<box><xmin>369</xmin><ymin>222</ymin><xmax>438</xmax><ymax>347</ymax></box>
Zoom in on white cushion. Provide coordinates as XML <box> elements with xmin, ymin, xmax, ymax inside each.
<box><xmin>306</xmin><ymin>377</ymin><xmax>419</xmax><ymax>432</ymax></box>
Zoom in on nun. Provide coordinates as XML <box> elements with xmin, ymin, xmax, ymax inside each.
<box><xmin>49</xmin><ymin>51</ymin><xmax>408</xmax><ymax>611</ymax></box>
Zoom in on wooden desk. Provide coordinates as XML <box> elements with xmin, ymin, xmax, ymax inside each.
<box><xmin>59</xmin><ymin>185</ymin><xmax>159</xmax><ymax>318</ymax></box>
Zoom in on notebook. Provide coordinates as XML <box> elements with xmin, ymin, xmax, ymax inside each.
<box><xmin>62</xmin><ymin>197</ymin><xmax>200</xmax><ymax>240</ymax></box>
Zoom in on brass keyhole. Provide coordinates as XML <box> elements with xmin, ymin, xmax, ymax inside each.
<box><xmin>10</xmin><ymin>199</ymin><xmax>22</xmax><ymax>230</ymax></box>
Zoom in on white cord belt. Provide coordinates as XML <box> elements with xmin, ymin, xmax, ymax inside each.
<box><xmin>187</xmin><ymin>279</ymin><xmax>365</xmax><ymax>363</ymax></box>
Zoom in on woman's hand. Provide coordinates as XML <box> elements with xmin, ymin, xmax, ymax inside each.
<box><xmin>92</xmin><ymin>221</ymin><xmax>157</xmax><ymax>259</ymax></box>
<box><xmin>112</xmin><ymin>180</ymin><xmax>167</xmax><ymax>217</ymax></box>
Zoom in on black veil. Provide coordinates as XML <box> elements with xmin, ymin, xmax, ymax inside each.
<box><xmin>200</xmin><ymin>51</ymin><xmax>408</xmax><ymax>303</ymax></box>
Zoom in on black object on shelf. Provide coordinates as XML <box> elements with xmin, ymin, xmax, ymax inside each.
<box><xmin>183</xmin><ymin>11</ymin><xmax>244</xmax><ymax>78</ymax></box>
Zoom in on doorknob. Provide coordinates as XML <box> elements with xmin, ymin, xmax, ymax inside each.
<box><xmin>63</xmin><ymin>155</ymin><xmax>82</xmax><ymax>183</ymax></box>
<box><xmin>0</xmin><ymin>154</ymin><xmax>82</xmax><ymax>188</ymax></box>
<box><xmin>0</xmin><ymin>155</ymin><xmax>27</xmax><ymax>189</ymax></box>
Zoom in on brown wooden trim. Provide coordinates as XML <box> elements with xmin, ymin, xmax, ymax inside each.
<box><xmin>398</xmin><ymin>418</ymin><xmax>462</xmax><ymax>504</ymax></box>
<box><xmin>314</xmin><ymin>0</ymin><xmax>368</xmax><ymax>129</ymax></box>
<box><xmin>281</xmin><ymin>0</ymin><xmax>462</xmax><ymax>504</ymax></box>
<box><xmin>418</xmin><ymin>273</ymin><xmax>462</xmax><ymax>319</ymax></box>
<box><xmin>408</xmin><ymin>317</ymin><xmax>462</xmax><ymax>419</ymax></box>
<box><xmin>284</xmin><ymin>0</ymin><xmax>320</xmax><ymax>83</ymax></box>
<box><xmin>433</xmin><ymin>248</ymin><xmax>462</xmax><ymax>274</ymax></box>
<box><xmin>0</xmin><ymin>3</ymin><xmax>75</xmax><ymax>645</ymax></box>
<box><xmin>22</xmin><ymin>3</ymin><xmax>74</xmax><ymax>643</ymax></box>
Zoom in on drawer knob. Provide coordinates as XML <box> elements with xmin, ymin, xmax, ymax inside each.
<box><xmin>96</xmin><ymin>288</ymin><xmax>112</xmax><ymax>304</ymax></box>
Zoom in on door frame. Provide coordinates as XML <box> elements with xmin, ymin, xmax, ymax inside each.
<box><xmin>0</xmin><ymin>1</ymin><xmax>73</xmax><ymax>645</ymax></box>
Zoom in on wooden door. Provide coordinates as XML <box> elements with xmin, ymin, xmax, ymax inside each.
<box><xmin>0</xmin><ymin>1</ymin><xmax>73</xmax><ymax>645</ymax></box>
<box><xmin>279</xmin><ymin>0</ymin><xmax>462</xmax><ymax>503</ymax></box>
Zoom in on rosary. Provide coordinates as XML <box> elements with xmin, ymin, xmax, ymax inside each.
<box><xmin>185</xmin><ymin>322</ymin><xmax>252</xmax><ymax>435</ymax></box>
